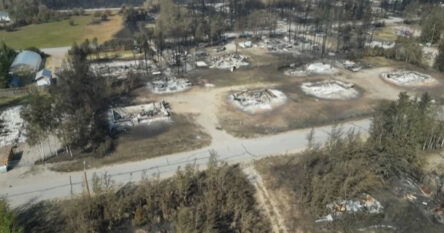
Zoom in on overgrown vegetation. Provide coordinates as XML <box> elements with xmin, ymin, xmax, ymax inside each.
<box><xmin>0</xmin><ymin>42</ymin><xmax>17</xmax><ymax>88</ymax></box>
<box><xmin>435</xmin><ymin>40</ymin><xmax>444</xmax><ymax>72</ymax></box>
<box><xmin>258</xmin><ymin>92</ymin><xmax>444</xmax><ymax>216</ymax></box>
<box><xmin>0</xmin><ymin>199</ymin><xmax>22</xmax><ymax>233</ymax></box>
<box><xmin>16</xmin><ymin>162</ymin><xmax>271</xmax><ymax>233</ymax></box>
<box><xmin>21</xmin><ymin>42</ymin><xmax>110</xmax><ymax>159</ymax></box>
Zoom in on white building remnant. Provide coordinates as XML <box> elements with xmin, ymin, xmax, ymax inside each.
<box><xmin>239</xmin><ymin>41</ymin><xmax>253</xmax><ymax>48</ymax></box>
<box><xmin>285</xmin><ymin>62</ymin><xmax>338</xmax><ymax>76</ymax></box>
<box><xmin>148</xmin><ymin>77</ymin><xmax>192</xmax><ymax>94</ymax></box>
<box><xmin>381</xmin><ymin>71</ymin><xmax>438</xmax><ymax>87</ymax></box>
<box><xmin>196</xmin><ymin>61</ymin><xmax>208</xmax><ymax>68</ymax></box>
<box><xmin>229</xmin><ymin>89</ymin><xmax>287</xmax><ymax>114</ymax></box>
<box><xmin>341</xmin><ymin>60</ymin><xmax>362</xmax><ymax>72</ymax></box>
<box><xmin>34</xmin><ymin>69</ymin><xmax>53</xmax><ymax>86</ymax></box>
<box><xmin>0</xmin><ymin>106</ymin><xmax>26</xmax><ymax>148</ymax></box>
<box><xmin>209</xmin><ymin>53</ymin><xmax>249</xmax><ymax>71</ymax></box>
<box><xmin>316</xmin><ymin>194</ymin><xmax>384</xmax><ymax>223</ymax></box>
<box><xmin>365</xmin><ymin>40</ymin><xmax>395</xmax><ymax>49</ymax></box>
<box><xmin>301</xmin><ymin>80</ymin><xmax>359</xmax><ymax>100</ymax></box>
<box><xmin>107</xmin><ymin>102</ymin><xmax>172</xmax><ymax>132</ymax></box>
<box><xmin>91</xmin><ymin>60</ymin><xmax>154</xmax><ymax>79</ymax></box>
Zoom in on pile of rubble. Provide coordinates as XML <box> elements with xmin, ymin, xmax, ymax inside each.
<box><xmin>365</xmin><ymin>40</ymin><xmax>395</xmax><ymax>49</ymax></box>
<box><xmin>381</xmin><ymin>71</ymin><xmax>438</xmax><ymax>87</ymax></box>
<box><xmin>0</xmin><ymin>106</ymin><xmax>26</xmax><ymax>147</ymax></box>
<box><xmin>229</xmin><ymin>89</ymin><xmax>287</xmax><ymax>113</ymax></box>
<box><xmin>148</xmin><ymin>77</ymin><xmax>192</xmax><ymax>94</ymax></box>
<box><xmin>107</xmin><ymin>102</ymin><xmax>172</xmax><ymax>132</ymax></box>
<box><xmin>210</xmin><ymin>53</ymin><xmax>249</xmax><ymax>71</ymax></box>
<box><xmin>338</xmin><ymin>60</ymin><xmax>363</xmax><ymax>72</ymax></box>
<box><xmin>91</xmin><ymin>60</ymin><xmax>159</xmax><ymax>79</ymax></box>
<box><xmin>301</xmin><ymin>80</ymin><xmax>359</xmax><ymax>100</ymax></box>
<box><xmin>258</xmin><ymin>36</ymin><xmax>310</xmax><ymax>54</ymax></box>
<box><xmin>285</xmin><ymin>62</ymin><xmax>339</xmax><ymax>76</ymax></box>
<box><xmin>393</xmin><ymin>177</ymin><xmax>444</xmax><ymax>225</ymax></box>
<box><xmin>316</xmin><ymin>194</ymin><xmax>384</xmax><ymax>223</ymax></box>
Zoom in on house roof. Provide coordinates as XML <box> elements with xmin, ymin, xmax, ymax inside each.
<box><xmin>0</xmin><ymin>146</ymin><xmax>13</xmax><ymax>166</ymax></box>
<box><xmin>0</xmin><ymin>11</ymin><xmax>9</xmax><ymax>18</ymax></box>
<box><xmin>10</xmin><ymin>50</ymin><xmax>42</xmax><ymax>73</ymax></box>
<box><xmin>35</xmin><ymin>69</ymin><xmax>52</xmax><ymax>80</ymax></box>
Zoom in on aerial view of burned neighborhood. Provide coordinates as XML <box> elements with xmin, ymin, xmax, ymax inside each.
<box><xmin>1</xmin><ymin>0</ymin><xmax>444</xmax><ymax>232</ymax></box>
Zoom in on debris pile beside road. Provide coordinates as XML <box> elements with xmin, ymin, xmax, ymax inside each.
<box><xmin>230</xmin><ymin>89</ymin><xmax>287</xmax><ymax>114</ymax></box>
<box><xmin>107</xmin><ymin>102</ymin><xmax>172</xmax><ymax>132</ymax></box>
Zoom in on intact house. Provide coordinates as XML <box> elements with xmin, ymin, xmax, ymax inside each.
<box><xmin>35</xmin><ymin>69</ymin><xmax>53</xmax><ymax>86</ymax></box>
<box><xmin>0</xmin><ymin>146</ymin><xmax>13</xmax><ymax>174</ymax></box>
<box><xmin>9</xmin><ymin>50</ymin><xmax>43</xmax><ymax>87</ymax></box>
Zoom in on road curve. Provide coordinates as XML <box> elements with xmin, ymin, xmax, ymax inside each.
<box><xmin>0</xmin><ymin>119</ymin><xmax>371</xmax><ymax>207</ymax></box>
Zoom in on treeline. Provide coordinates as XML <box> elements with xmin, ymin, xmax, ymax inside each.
<box><xmin>0</xmin><ymin>0</ymin><xmax>85</xmax><ymax>29</ymax></box>
<box><xmin>13</xmin><ymin>163</ymin><xmax>271</xmax><ymax>233</ymax></box>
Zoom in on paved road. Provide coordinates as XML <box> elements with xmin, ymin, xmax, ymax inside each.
<box><xmin>0</xmin><ymin>119</ymin><xmax>371</xmax><ymax>207</ymax></box>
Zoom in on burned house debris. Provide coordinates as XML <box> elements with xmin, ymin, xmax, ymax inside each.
<box><xmin>229</xmin><ymin>89</ymin><xmax>287</xmax><ymax>113</ymax></box>
<box><xmin>210</xmin><ymin>53</ymin><xmax>249</xmax><ymax>71</ymax></box>
<box><xmin>381</xmin><ymin>71</ymin><xmax>438</xmax><ymax>87</ymax></box>
<box><xmin>148</xmin><ymin>76</ymin><xmax>192</xmax><ymax>94</ymax></box>
<box><xmin>301</xmin><ymin>80</ymin><xmax>359</xmax><ymax>100</ymax></box>
<box><xmin>285</xmin><ymin>62</ymin><xmax>338</xmax><ymax>76</ymax></box>
<box><xmin>91</xmin><ymin>60</ymin><xmax>156</xmax><ymax>79</ymax></box>
<box><xmin>107</xmin><ymin>102</ymin><xmax>172</xmax><ymax>132</ymax></box>
<box><xmin>316</xmin><ymin>194</ymin><xmax>384</xmax><ymax>223</ymax></box>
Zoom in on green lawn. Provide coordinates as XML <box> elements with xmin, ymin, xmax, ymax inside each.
<box><xmin>0</xmin><ymin>14</ymin><xmax>122</xmax><ymax>49</ymax></box>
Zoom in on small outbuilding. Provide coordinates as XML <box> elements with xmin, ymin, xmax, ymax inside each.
<box><xmin>0</xmin><ymin>146</ymin><xmax>13</xmax><ymax>174</ymax></box>
<box><xmin>35</xmin><ymin>69</ymin><xmax>52</xmax><ymax>86</ymax></box>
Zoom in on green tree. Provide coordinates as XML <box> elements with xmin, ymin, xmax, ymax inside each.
<box><xmin>435</xmin><ymin>40</ymin><xmax>444</xmax><ymax>72</ymax></box>
<box><xmin>0</xmin><ymin>199</ymin><xmax>22</xmax><ymax>233</ymax></box>
<box><xmin>420</xmin><ymin>8</ymin><xmax>444</xmax><ymax>44</ymax></box>
<box><xmin>51</xmin><ymin>42</ymin><xmax>109</xmax><ymax>154</ymax></box>
<box><xmin>0</xmin><ymin>42</ymin><xmax>17</xmax><ymax>88</ymax></box>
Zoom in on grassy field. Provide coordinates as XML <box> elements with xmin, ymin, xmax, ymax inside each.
<box><xmin>0</xmin><ymin>14</ymin><xmax>122</xmax><ymax>49</ymax></box>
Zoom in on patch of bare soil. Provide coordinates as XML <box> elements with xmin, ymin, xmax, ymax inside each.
<box><xmin>243</xmin><ymin>166</ymin><xmax>290</xmax><ymax>233</ymax></box>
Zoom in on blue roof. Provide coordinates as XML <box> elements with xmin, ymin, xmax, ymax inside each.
<box><xmin>0</xmin><ymin>11</ymin><xmax>9</xmax><ymax>18</ymax></box>
<box><xmin>10</xmin><ymin>51</ymin><xmax>42</xmax><ymax>73</ymax></box>
<box><xmin>35</xmin><ymin>69</ymin><xmax>52</xmax><ymax>80</ymax></box>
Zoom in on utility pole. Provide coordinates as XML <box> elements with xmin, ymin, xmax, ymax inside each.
<box><xmin>83</xmin><ymin>160</ymin><xmax>91</xmax><ymax>198</ymax></box>
<box><xmin>69</xmin><ymin>175</ymin><xmax>73</xmax><ymax>196</ymax></box>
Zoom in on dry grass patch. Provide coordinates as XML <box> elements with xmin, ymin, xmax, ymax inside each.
<box><xmin>50</xmin><ymin>114</ymin><xmax>211</xmax><ymax>172</ymax></box>
<box><xmin>218</xmin><ymin>80</ymin><xmax>375</xmax><ymax>138</ymax></box>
